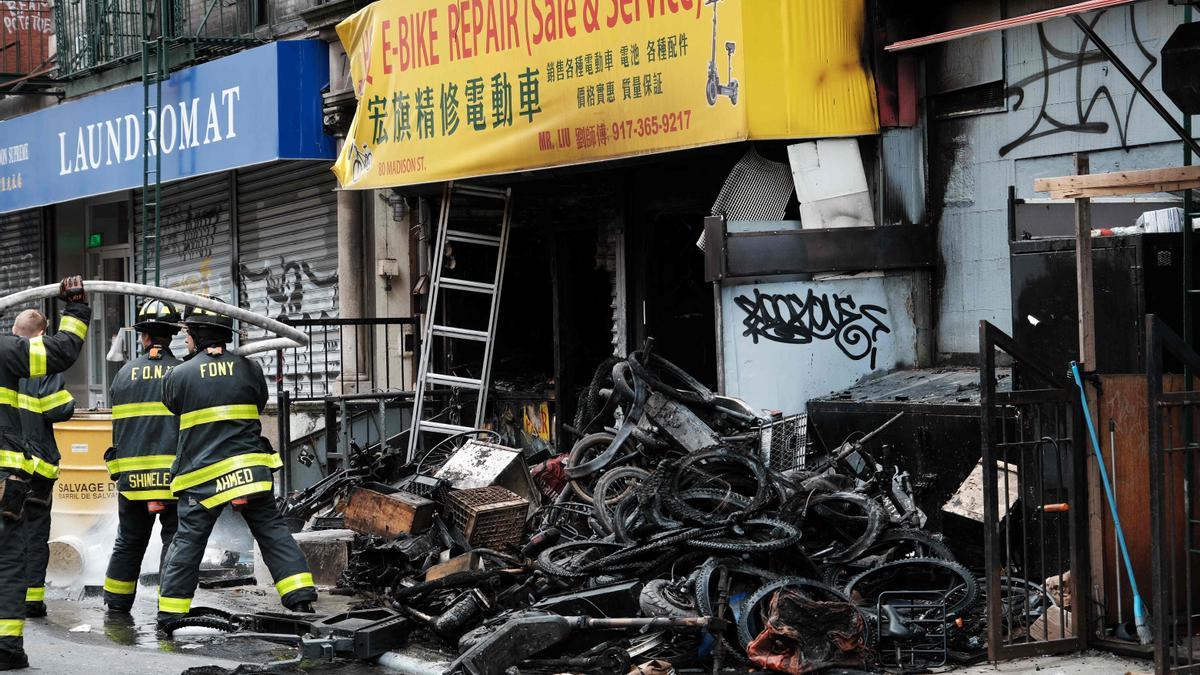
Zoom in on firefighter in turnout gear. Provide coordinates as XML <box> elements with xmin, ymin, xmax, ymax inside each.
<box><xmin>13</xmin><ymin>310</ymin><xmax>76</xmax><ymax>620</ymax></box>
<box><xmin>156</xmin><ymin>299</ymin><xmax>315</xmax><ymax>625</ymax></box>
<box><xmin>102</xmin><ymin>300</ymin><xmax>183</xmax><ymax>615</ymax></box>
<box><xmin>0</xmin><ymin>277</ymin><xmax>89</xmax><ymax>670</ymax></box>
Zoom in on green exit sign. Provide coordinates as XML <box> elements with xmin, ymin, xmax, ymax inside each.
<box><xmin>87</xmin><ymin>233</ymin><xmax>102</xmax><ymax>248</ymax></box>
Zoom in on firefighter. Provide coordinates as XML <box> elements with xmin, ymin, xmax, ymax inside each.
<box><xmin>0</xmin><ymin>277</ymin><xmax>89</xmax><ymax>670</ymax></box>
<box><xmin>12</xmin><ymin>310</ymin><xmax>76</xmax><ymax>620</ymax></box>
<box><xmin>156</xmin><ymin>300</ymin><xmax>315</xmax><ymax>626</ymax></box>
<box><xmin>102</xmin><ymin>300</ymin><xmax>183</xmax><ymax>615</ymax></box>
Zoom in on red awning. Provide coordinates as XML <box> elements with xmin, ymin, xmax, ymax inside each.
<box><xmin>885</xmin><ymin>0</ymin><xmax>1141</xmax><ymax>52</ymax></box>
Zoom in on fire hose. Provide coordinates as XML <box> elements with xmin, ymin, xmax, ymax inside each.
<box><xmin>0</xmin><ymin>281</ymin><xmax>308</xmax><ymax>356</ymax></box>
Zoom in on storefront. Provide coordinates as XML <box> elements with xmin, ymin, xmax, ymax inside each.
<box><xmin>0</xmin><ymin>40</ymin><xmax>338</xmax><ymax>405</ymax></box>
<box><xmin>330</xmin><ymin>0</ymin><xmax>903</xmax><ymax>439</ymax></box>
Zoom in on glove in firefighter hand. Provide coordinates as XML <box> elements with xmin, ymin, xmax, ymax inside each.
<box><xmin>59</xmin><ymin>276</ymin><xmax>86</xmax><ymax>303</ymax></box>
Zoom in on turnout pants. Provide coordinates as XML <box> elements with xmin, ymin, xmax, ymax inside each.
<box><xmin>0</xmin><ymin>515</ymin><xmax>25</xmax><ymax>655</ymax></box>
<box><xmin>157</xmin><ymin>492</ymin><xmax>314</xmax><ymax>619</ymax></box>
<box><xmin>23</xmin><ymin>478</ymin><xmax>53</xmax><ymax>609</ymax></box>
<box><xmin>104</xmin><ymin>495</ymin><xmax>179</xmax><ymax>612</ymax></box>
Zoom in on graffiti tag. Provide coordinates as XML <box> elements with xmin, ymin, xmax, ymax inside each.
<box><xmin>1001</xmin><ymin>8</ymin><xmax>1155</xmax><ymax>157</ymax></box>
<box><xmin>734</xmin><ymin>288</ymin><xmax>891</xmax><ymax>369</ymax></box>
<box><xmin>162</xmin><ymin>204</ymin><xmax>220</xmax><ymax>262</ymax></box>
<box><xmin>239</xmin><ymin>258</ymin><xmax>338</xmax><ymax>321</ymax></box>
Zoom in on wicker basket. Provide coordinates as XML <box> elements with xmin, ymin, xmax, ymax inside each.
<box><xmin>445</xmin><ymin>486</ymin><xmax>529</xmax><ymax>549</ymax></box>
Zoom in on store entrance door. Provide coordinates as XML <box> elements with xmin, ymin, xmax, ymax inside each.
<box><xmin>84</xmin><ymin>201</ymin><xmax>133</xmax><ymax>408</ymax></box>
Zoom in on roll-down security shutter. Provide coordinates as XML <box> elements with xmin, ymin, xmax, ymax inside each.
<box><xmin>135</xmin><ymin>172</ymin><xmax>235</xmax><ymax>355</ymax></box>
<box><xmin>0</xmin><ymin>208</ymin><xmax>44</xmax><ymax>328</ymax></box>
<box><xmin>236</xmin><ymin>161</ymin><xmax>339</xmax><ymax>398</ymax></box>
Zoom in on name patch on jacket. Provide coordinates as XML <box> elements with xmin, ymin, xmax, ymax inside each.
<box><xmin>130</xmin><ymin>364</ymin><xmax>174</xmax><ymax>381</ymax></box>
<box><xmin>214</xmin><ymin>468</ymin><xmax>254</xmax><ymax>491</ymax></box>
<box><xmin>127</xmin><ymin>470</ymin><xmax>170</xmax><ymax>489</ymax></box>
<box><xmin>199</xmin><ymin>362</ymin><xmax>235</xmax><ymax>379</ymax></box>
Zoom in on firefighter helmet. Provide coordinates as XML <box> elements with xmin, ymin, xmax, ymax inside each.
<box><xmin>182</xmin><ymin>296</ymin><xmax>235</xmax><ymax>330</ymax></box>
<box><xmin>132</xmin><ymin>299</ymin><xmax>181</xmax><ymax>335</ymax></box>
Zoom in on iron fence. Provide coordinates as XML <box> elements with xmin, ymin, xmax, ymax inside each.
<box><xmin>1147</xmin><ymin>314</ymin><xmax>1200</xmax><ymax>674</ymax></box>
<box><xmin>0</xmin><ymin>0</ymin><xmax>52</xmax><ymax>78</ymax></box>
<box><xmin>273</xmin><ymin>317</ymin><xmax>419</xmax><ymax>494</ymax></box>
<box><xmin>980</xmin><ymin>321</ymin><xmax>1090</xmax><ymax>660</ymax></box>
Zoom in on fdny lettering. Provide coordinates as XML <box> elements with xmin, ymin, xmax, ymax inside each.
<box><xmin>199</xmin><ymin>361</ymin><xmax>234</xmax><ymax>378</ymax></box>
<box><xmin>214</xmin><ymin>468</ymin><xmax>253</xmax><ymax>492</ymax></box>
<box><xmin>131</xmin><ymin>364</ymin><xmax>173</xmax><ymax>381</ymax></box>
<box><xmin>127</xmin><ymin>471</ymin><xmax>169</xmax><ymax>488</ymax></box>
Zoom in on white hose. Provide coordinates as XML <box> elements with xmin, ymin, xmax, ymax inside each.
<box><xmin>0</xmin><ymin>281</ymin><xmax>309</xmax><ymax>356</ymax></box>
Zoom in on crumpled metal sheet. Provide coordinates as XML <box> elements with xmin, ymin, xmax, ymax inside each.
<box><xmin>746</xmin><ymin>588</ymin><xmax>867</xmax><ymax>674</ymax></box>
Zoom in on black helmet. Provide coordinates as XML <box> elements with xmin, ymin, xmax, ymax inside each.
<box><xmin>182</xmin><ymin>296</ymin><xmax>235</xmax><ymax>330</ymax></box>
<box><xmin>132</xmin><ymin>299</ymin><xmax>181</xmax><ymax>335</ymax></box>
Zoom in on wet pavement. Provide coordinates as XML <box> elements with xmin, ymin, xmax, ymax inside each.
<box><xmin>27</xmin><ymin>584</ymin><xmax>390</xmax><ymax>673</ymax></box>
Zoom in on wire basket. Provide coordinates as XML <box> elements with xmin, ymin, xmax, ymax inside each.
<box><xmin>445</xmin><ymin>486</ymin><xmax>528</xmax><ymax>549</ymax></box>
<box><xmin>759</xmin><ymin>414</ymin><xmax>809</xmax><ymax>472</ymax></box>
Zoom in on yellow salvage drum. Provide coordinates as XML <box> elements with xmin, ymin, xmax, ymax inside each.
<box><xmin>49</xmin><ymin>413</ymin><xmax>117</xmax><ymax>540</ymax></box>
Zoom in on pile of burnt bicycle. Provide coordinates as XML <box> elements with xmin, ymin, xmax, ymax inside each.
<box><xmin>194</xmin><ymin>347</ymin><xmax>1011</xmax><ymax>673</ymax></box>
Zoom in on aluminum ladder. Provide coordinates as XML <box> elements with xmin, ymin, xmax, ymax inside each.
<box><xmin>407</xmin><ymin>183</ymin><xmax>512</xmax><ymax>461</ymax></box>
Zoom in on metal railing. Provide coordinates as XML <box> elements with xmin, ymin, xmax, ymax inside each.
<box><xmin>1147</xmin><ymin>314</ymin><xmax>1200</xmax><ymax>674</ymax></box>
<box><xmin>0</xmin><ymin>1</ymin><xmax>52</xmax><ymax>78</ymax></box>
<box><xmin>980</xmin><ymin>321</ymin><xmax>1090</xmax><ymax>660</ymax></box>
<box><xmin>54</xmin><ymin>0</ymin><xmax>262</xmax><ymax>78</ymax></box>
<box><xmin>273</xmin><ymin>317</ymin><xmax>420</xmax><ymax>495</ymax></box>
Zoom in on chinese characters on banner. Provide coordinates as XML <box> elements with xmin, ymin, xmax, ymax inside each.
<box><xmin>332</xmin><ymin>0</ymin><xmax>879</xmax><ymax>188</ymax></box>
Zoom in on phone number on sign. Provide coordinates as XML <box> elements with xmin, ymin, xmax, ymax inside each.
<box><xmin>539</xmin><ymin>111</ymin><xmax>693</xmax><ymax>152</ymax></box>
<box><xmin>612</xmin><ymin>111</ymin><xmax>692</xmax><ymax>141</ymax></box>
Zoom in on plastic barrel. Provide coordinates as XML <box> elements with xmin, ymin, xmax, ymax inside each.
<box><xmin>50</xmin><ymin>413</ymin><xmax>117</xmax><ymax>541</ymax></box>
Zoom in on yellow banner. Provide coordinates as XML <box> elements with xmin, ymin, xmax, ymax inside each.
<box><xmin>333</xmin><ymin>0</ymin><xmax>877</xmax><ymax>188</ymax></box>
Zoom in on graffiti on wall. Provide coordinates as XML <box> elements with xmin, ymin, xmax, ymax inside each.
<box><xmin>161</xmin><ymin>203</ymin><xmax>221</xmax><ymax>262</ymax></box>
<box><xmin>1001</xmin><ymin>8</ymin><xmax>1155</xmax><ymax>157</ymax></box>
<box><xmin>733</xmin><ymin>288</ymin><xmax>891</xmax><ymax>369</ymax></box>
<box><xmin>239</xmin><ymin>258</ymin><xmax>338</xmax><ymax>321</ymax></box>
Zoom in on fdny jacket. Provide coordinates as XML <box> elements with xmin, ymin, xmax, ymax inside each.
<box><xmin>106</xmin><ymin>346</ymin><xmax>181</xmax><ymax>500</ymax></box>
<box><xmin>0</xmin><ymin>304</ymin><xmax>89</xmax><ymax>480</ymax></box>
<box><xmin>17</xmin><ymin>373</ymin><xmax>73</xmax><ymax>471</ymax></box>
<box><xmin>162</xmin><ymin>348</ymin><xmax>277</xmax><ymax>509</ymax></box>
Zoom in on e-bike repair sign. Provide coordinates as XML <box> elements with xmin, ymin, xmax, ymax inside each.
<box><xmin>332</xmin><ymin>0</ymin><xmax>878</xmax><ymax>187</ymax></box>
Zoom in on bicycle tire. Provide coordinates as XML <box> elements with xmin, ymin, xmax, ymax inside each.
<box><xmin>566</xmin><ymin>432</ymin><xmax>621</xmax><ymax>503</ymax></box>
<box><xmin>159</xmin><ymin>615</ymin><xmax>238</xmax><ymax>636</ymax></box>
<box><xmin>736</xmin><ymin>577</ymin><xmax>852</xmax><ymax>651</ymax></box>
<box><xmin>693</xmin><ymin>556</ymin><xmax>779</xmax><ymax>662</ymax></box>
<box><xmin>536</xmin><ymin>541</ymin><xmax>626</xmax><ymax>579</ymax></box>
<box><xmin>798</xmin><ymin>491</ymin><xmax>885</xmax><ymax>563</ymax></box>
<box><xmin>592</xmin><ymin>466</ymin><xmax>651</xmax><ymax>533</ymax></box>
<box><xmin>689</xmin><ymin>518</ymin><xmax>801</xmax><ymax>553</ymax></box>
<box><xmin>870</xmin><ymin>527</ymin><xmax>955</xmax><ymax>562</ymax></box>
<box><xmin>844</xmin><ymin>557</ymin><xmax>980</xmax><ymax>616</ymax></box>
<box><xmin>661</xmin><ymin>450</ymin><xmax>770</xmax><ymax>525</ymax></box>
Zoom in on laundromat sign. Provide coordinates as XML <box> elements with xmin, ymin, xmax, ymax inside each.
<box><xmin>0</xmin><ymin>40</ymin><xmax>335</xmax><ymax>214</ymax></box>
<box><xmin>332</xmin><ymin>0</ymin><xmax>879</xmax><ymax>188</ymax></box>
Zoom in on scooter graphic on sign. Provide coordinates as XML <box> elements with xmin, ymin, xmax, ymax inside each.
<box><xmin>705</xmin><ymin>0</ymin><xmax>738</xmax><ymax>106</ymax></box>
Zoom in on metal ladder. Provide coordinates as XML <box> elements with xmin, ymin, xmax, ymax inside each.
<box><xmin>140</xmin><ymin>0</ymin><xmax>168</xmax><ymax>287</ymax></box>
<box><xmin>407</xmin><ymin>183</ymin><xmax>512</xmax><ymax>461</ymax></box>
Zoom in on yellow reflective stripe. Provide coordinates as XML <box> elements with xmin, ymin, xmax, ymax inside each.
<box><xmin>104</xmin><ymin>577</ymin><xmax>137</xmax><ymax>595</ymax></box>
<box><xmin>27</xmin><ymin>457</ymin><xmax>58</xmax><ymax>480</ymax></box>
<box><xmin>21</xmin><ymin>389</ymin><xmax>73</xmax><ymax>414</ymax></box>
<box><xmin>199</xmin><ymin>480</ymin><xmax>273</xmax><ymax>509</ymax></box>
<box><xmin>170</xmin><ymin>452</ymin><xmax>281</xmax><ymax>493</ymax></box>
<box><xmin>58</xmin><ymin>315</ymin><xmax>88</xmax><ymax>340</ymax></box>
<box><xmin>25</xmin><ymin>587</ymin><xmax>44</xmax><ymax>602</ymax></box>
<box><xmin>0</xmin><ymin>388</ymin><xmax>13</xmax><ymax>407</ymax></box>
<box><xmin>0</xmin><ymin>450</ymin><xmax>25</xmax><ymax>473</ymax></box>
<box><xmin>0</xmin><ymin>620</ymin><xmax>22</xmax><ymax>637</ymax></box>
<box><xmin>158</xmin><ymin>595</ymin><xmax>191</xmax><ymax>614</ymax></box>
<box><xmin>111</xmin><ymin>402</ymin><xmax>172</xmax><ymax>419</ymax></box>
<box><xmin>275</xmin><ymin>572</ymin><xmax>314</xmax><ymax>597</ymax></box>
<box><xmin>178</xmin><ymin>404</ymin><xmax>260</xmax><ymax>430</ymax></box>
<box><xmin>28</xmin><ymin>337</ymin><xmax>46</xmax><ymax>378</ymax></box>
<box><xmin>120</xmin><ymin>489</ymin><xmax>176</xmax><ymax>501</ymax></box>
<box><xmin>107</xmin><ymin>455</ymin><xmax>174</xmax><ymax>473</ymax></box>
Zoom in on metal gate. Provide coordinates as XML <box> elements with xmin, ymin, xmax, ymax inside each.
<box><xmin>1147</xmin><ymin>314</ymin><xmax>1200</xmax><ymax>674</ymax></box>
<box><xmin>980</xmin><ymin>321</ymin><xmax>1090</xmax><ymax>660</ymax></box>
